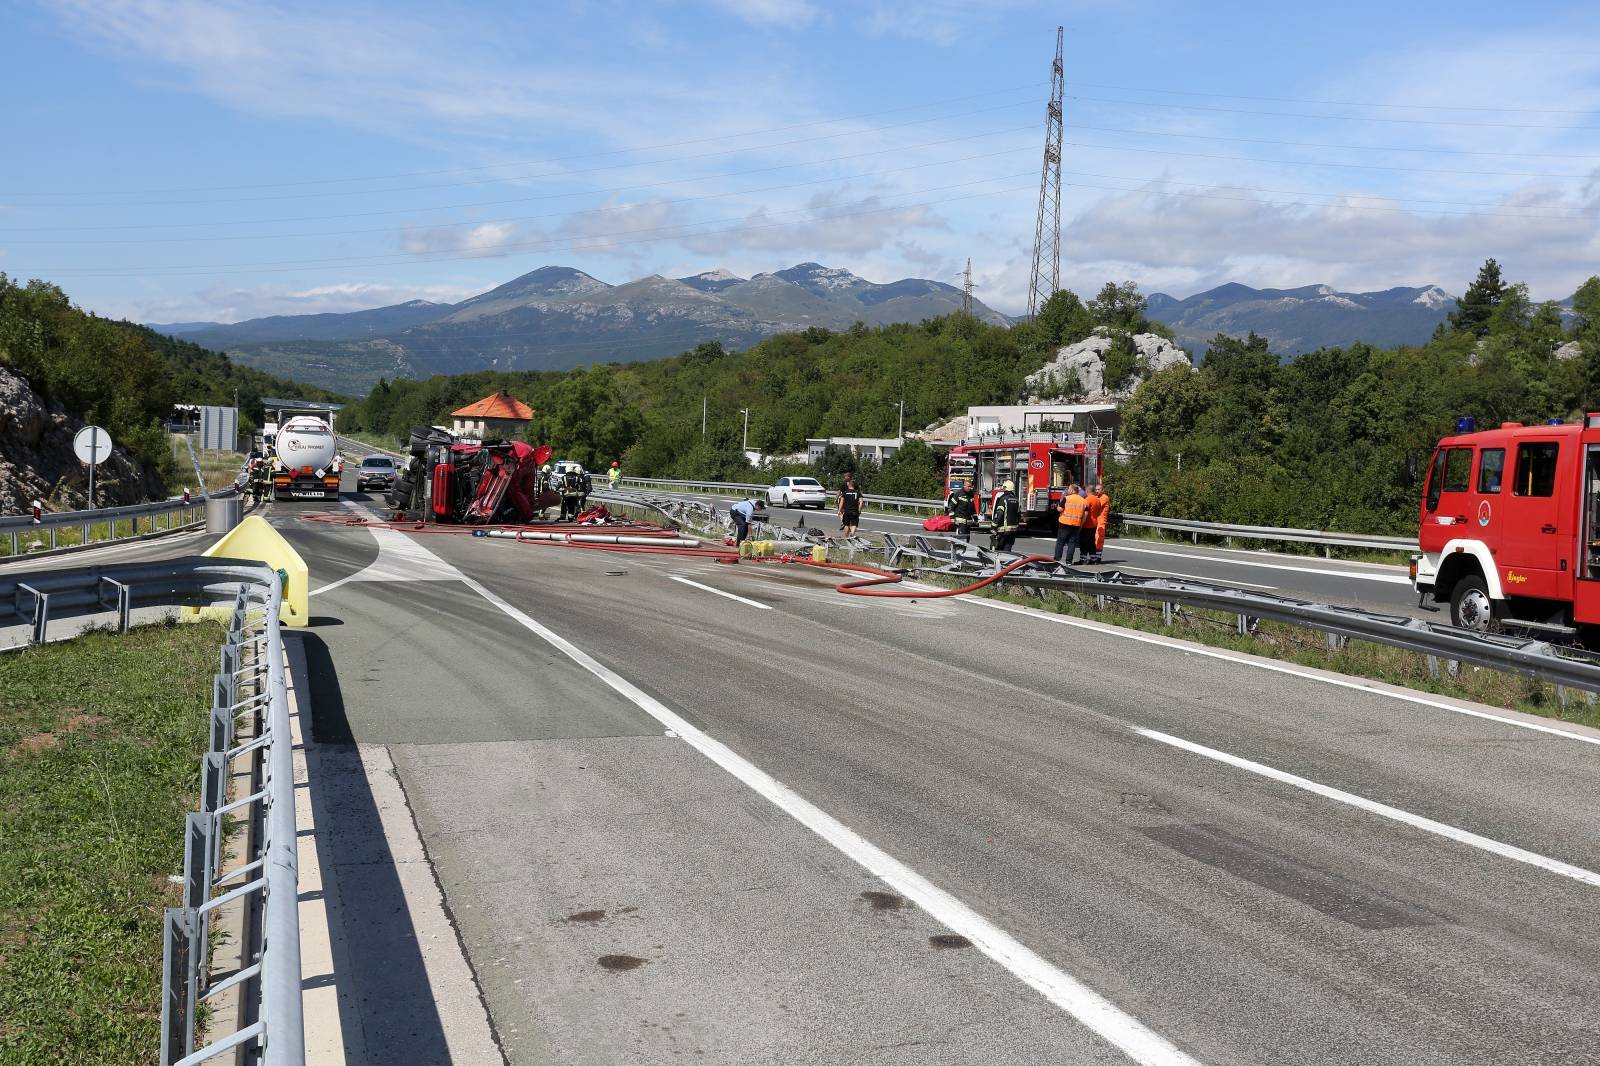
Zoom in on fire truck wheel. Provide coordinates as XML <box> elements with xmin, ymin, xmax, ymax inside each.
<box><xmin>1449</xmin><ymin>574</ymin><xmax>1495</xmax><ymax>632</ymax></box>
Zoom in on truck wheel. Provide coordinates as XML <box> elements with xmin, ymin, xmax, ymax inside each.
<box><xmin>1449</xmin><ymin>575</ymin><xmax>1495</xmax><ymax>632</ymax></box>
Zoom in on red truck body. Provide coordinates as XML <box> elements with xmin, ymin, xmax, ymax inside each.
<box><xmin>946</xmin><ymin>432</ymin><xmax>1103</xmax><ymax>529</ymax></box>
<box><xmin>1413</xmin><ymin>416</ymin><xmax>1600</xmax><ymax>636</ymax></box>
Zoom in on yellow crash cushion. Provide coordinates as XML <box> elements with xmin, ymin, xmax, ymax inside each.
<box><xmin>181</xmin><ymin>514</ymin><xmax>310</xmax><ymax>627</ymax></box>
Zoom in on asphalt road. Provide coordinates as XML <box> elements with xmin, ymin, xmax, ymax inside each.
<box><xmin>622</xmin><ymin>486</ymin><xmax>1421</xmax><ymax>616</ymax></box>
<box><xmin>266</xmin><ymin>482</ymin><xmax>1598</xmax><ymax>1065</ymax></box>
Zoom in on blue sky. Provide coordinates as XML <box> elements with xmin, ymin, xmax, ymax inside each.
<box><xmin>3</xmin><ymin>0</ymin><xmax>1599</xmax><ymax>324</ymax></box>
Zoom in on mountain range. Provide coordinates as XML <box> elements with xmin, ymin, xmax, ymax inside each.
<box><xmin>1144</xmin><ymin>283</ymin><xmax>1456</xmax><ymax>357</ymax></box>
<box><xmin>151</xmin><ymin>262</ymin><xmax>1008</xmax><ymax>394</ymax></box>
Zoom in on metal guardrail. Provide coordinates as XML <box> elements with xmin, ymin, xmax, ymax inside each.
<box><xmin>0</xmin><ymin>496</ymin><xmax>216</xmax><ymax>559</ymax></box>
<box><xmin>876</xmin><ymin>532</ymin><xmax>1600</xmax><ymax>702</ymax></box>
<box><xmin>617</xmin><ymin>476</ymin><xmax>1417</xmax><ymax>553</ymax></box>
<box><xmin>0</xmin><ymin>558</ymin><xmax>304</xmax><ymax>1065</ymax></box>
<box><xmin>600</xmin><ymin>488</ymin><xmax>1599</xmax><ymax>704</ymax></box>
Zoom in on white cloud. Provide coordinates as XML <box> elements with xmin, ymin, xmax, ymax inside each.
<box><xmin>130</xmin><ymin>279</ymin><xmax>485</xmax><ymax>323</ymax></box>
<box><xmin>401</xmin><ymin>221</ymin><xmax>531</xmax><ymax>259</ymax></box>
<box><xmin>708</xmin><ymin>0</ymin><xmax>820</xmax><ymax>29</ymax></box>
<box><xmin>44</xmin><ymin>0</ymin><xmax>746</xmax><ymax>143</ymax></box>
<box><xmin>679</xmin><ymin>187</ymin><xmax>948</xmax><ymax>255</ymax></box>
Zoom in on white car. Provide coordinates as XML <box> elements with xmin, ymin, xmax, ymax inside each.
<box><xmin>767</xmin><ymin>476</ymin><xmax>828</xmax><ymax>508</ymax></box>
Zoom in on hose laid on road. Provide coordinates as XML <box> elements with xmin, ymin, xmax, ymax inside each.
<box><xmin>299</xmin><ymin>511</ymin><xmax>1050</xmax><ymax>601</ymax></box>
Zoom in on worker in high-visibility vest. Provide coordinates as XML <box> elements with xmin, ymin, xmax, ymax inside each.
<box><xmin>1054</xmin><ymin>483</ymin><xmax>1090</xmax><ymax>565</ymax></box>
<box><xmin>1087</xmin><ymin>482</ymin><xmax>1111</xmax><ymax>563</ymax></box>
<box><xmin>607</xmin><ymin>460</ymin><xmax>621</xmax><ymax>487</ymax></box>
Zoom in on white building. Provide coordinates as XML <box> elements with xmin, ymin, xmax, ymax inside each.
<box><xmin>805</xmin><ymin>436</ymin><xmax>903</xmax><ymax>464</ymax></box>
<box><xmin>964</xmin><ymin>403</ymin><xmax>1119</xmax><ymax>439</ymax></box>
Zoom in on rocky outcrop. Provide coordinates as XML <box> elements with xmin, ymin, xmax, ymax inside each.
<box><xmin>0</xmin><ymin>365</ymin><xmax>165</xmax><ymax>514</ymax></box>
<box><xmin>1024</xmin><ymin>330</ymin><xmax>1193</xmax><ymax>403</ymax></box>
<box><xmin>1554</xmin><ymin>341</ymin><xmax>1583</xmax><ymax>362</ymax></box>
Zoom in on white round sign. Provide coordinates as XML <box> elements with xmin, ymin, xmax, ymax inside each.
<box><xmin>73</xmin><ymin>425</ymin><xmax>112</xmax><ymax>466</ymax></box>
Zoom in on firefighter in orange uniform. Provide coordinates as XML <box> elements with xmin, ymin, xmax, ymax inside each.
<box><xmin>1088</xmin><ymin>482</ymin><xmax>1111</xmax><ymax>563</ymax></box>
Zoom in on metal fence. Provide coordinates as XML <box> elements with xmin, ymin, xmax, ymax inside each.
<box><xmin>615</xmin><ymin>476</ymin><xmax>1416</xmax><ymax>554</ymax></box>
<box><xmin>0</xmin><ymin>559</ymin><xmax>304</xmax><ymax>1065</ymax></box>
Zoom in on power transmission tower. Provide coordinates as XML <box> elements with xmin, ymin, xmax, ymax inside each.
<box><xmin>1026</xmin><ymin>26</ymin><xmax>1065</xmax><ymax>320</ymax></box>
<box><xmin>961</xmin><ymin>258</ymin><xmax>974</xmax><ymax>316</ymax></box>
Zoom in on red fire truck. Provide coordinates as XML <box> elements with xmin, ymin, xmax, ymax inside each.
<box><xmin>946</xmin><ymin>432</ymin><xmax>1104</xmax><ymax>530</ymax></box>
<box><xmin>1413</xmin><ymin>415</ymin><xmax>1600</xmax><ymax>640</ymax></box>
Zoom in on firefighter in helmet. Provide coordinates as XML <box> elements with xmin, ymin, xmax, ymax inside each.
<box><xmin>946</xmin><ymin>478</ymin><xmax>977</xmax><ymax>542</ymax></box>
<box><xmin>559</xmin><ymin>466</ymin><xmax>585</xmax><ymax>520</ymax></box>
<box><xmin>990</xmin><ymin>479</ymin><xmax>1021</xmax><ymax>554</ymax></box>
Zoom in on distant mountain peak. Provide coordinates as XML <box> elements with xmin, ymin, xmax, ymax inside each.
<box><xmin>1146</xmin><ymin>280</ymin><xmax>1456</xmax><ymax>357</ymax></box>
<box><xmin>171</xmin><ymin>260</ymin><xmax>1010</xmax><ymax>393</ymax></box>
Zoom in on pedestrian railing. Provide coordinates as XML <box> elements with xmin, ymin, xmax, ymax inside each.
<box><xmin>0</xmin><ymin>558</ymin><xmax>304</xmax><ymax>1065</ymax></box>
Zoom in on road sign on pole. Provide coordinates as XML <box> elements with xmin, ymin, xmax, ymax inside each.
<box><xmin>73</xmin><ymin>425</ymin><xmax>111</xmax><ymax>509</ymax></box>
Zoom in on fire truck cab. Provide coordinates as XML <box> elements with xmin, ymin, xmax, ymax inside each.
<box><xmin>946</xmin><ymin>432</ymin><xmax>1103</xmax><ymax>530</ymax></box>
<box><xmin>1413</xmin><ymin>415</ymin><xmax>1600</xmax><ymax>639</ymax></box>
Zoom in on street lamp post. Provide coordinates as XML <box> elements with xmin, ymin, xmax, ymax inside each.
<box><xmin>740</xmin><ymin>408</ymin><xmax>750</xmax><ymax>453</ymax></box>
<box><xmin>893</xmin><ymin>399</ymin><xmax>905</xmax><ymax>440</ymax></box>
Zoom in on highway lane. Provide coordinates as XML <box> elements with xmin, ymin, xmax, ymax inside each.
<box><xmin>619</xmin><ymin>487</ymin><xmax>1421</xmax><ymax>616</ymax></box>
<box><xmin>280</xmin><ymin>505</ymin><xmax>1599</xmax><ymax>1065</ymax></box>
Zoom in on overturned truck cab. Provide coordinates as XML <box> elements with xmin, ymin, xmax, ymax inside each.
<box><xmin>1413</xmin><ymin>414</ymin><xmax>1600</xmax><ymax>644</ymax></box>
<box><xmin>387</xmin><ymin>425</ymin><xmax>559</xmax><ymax>524</ymax></box>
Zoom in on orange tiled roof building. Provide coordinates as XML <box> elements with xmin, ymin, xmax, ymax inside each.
<box><xmin>450</xmin><ymin>390</ymin><xmax>534</xmax><ymax>443</ymax></box>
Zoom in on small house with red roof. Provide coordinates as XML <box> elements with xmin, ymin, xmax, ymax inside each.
<box><xmin>451</xmin><ymin>390</ymin><xmax>534</xmax><ymax>443</ymax></box>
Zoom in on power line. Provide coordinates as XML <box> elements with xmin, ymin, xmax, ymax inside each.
<box><xmin>1063</xmin><ymin>137</ymin><xmax>1589</xmax><ymax>180</ymax></box>
<box><xmin>1063</xmin><ymin>176</ymin><xmax>1600</xmax><ymax>222</ymax></box>
<box><xmin>1064</xmin><ymin>81</ymin><xmax>1600</xmax><ymax>117</ymax></box>
<box><xmin>7</xmin><ymin>99</ymin><xmax>1040</xmax><ymax>209</ymax></box>
<box><xmin>2</xmin><ymin>80</ymin><xmax>1049</xmax><ymax>198</ymax></box>
<box><xmin>1060</xmin><ymin>168</ymin><xmax>1600</xmax><ymax>216</ymax></box>
<box><xmin>1067</xmin><ymin>122</ymin><xmax>1600</xmax><ymax>161</ymax></box>
<box><xmin>0</xmin><ymin>130</ymin><xmax>1038</xmax><ymax>237</ymax></box>
<box><xmin>1067</xmin><ymin>93</ymin><xmax>1600</xmax><ymax>131</ymax></box>
<box><xmin>28</xmin><ymin>178</ymin><xmax>1037</xmax><ymax>279</ymax></box>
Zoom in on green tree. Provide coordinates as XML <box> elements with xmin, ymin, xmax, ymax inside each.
<box><xmin>526</xmin><ymin>367</ymin><xmax>643</xmax><ymax>470</ymax></box>
<box><xmin>1088</xmin><ymin>281</ymin><xmax>1151</xmax><ymax>333</ymax></box>
<box><xmin>1448</xmin><ymin>258</ymin><xmax>1507</xmax><ymax>337</ymax></box>
<box><xmin>1031</xmin><ymin>290</ymin><xmax>1094</xmax><ymax>350</ymax></box>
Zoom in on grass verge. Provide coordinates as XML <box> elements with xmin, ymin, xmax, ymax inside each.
<box><xmin>958</xmin><ymin>578</ymin><xmax>1600</xmax><ymax>730</ymax></box>
<box><xmin>169</xmin><ymin>436</ymin><xmax>245</xmax><ymax>495</ymax></box>
<box><xmin>0</xmin><ymin>619</ymin><xmax>224</xmax><ymax>1064</ymax></box>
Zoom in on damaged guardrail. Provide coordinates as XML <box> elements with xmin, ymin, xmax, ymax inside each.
<box><xmin>0</xmin><ymin>558</ymin><xmax>304</xmax><ymax>1066</ymax></box>
<box><xmin>878</xmin><ymin>531</ymin><xmax>1600</xmax><ymax>703</ymax></box>
<box><xmin>595</xmin><ymin>495</ymin><xmax>1600</xmax><ymax>703</ymax></box>
<box><xmin>616</xmin><ymin>476</ymin><xmax>1416</xmax><ymax>554</ymax></box>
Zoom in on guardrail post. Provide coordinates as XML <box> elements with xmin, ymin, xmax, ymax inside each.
<box><xmin>1237</xmin><ymin>613</ymin><xmax>1256</xmax><ymax>637</ymax></box>
<box><xmin>160</xmin><ymin>907</ymin><xmax>198</xmax><ymax>1063</ymax></box>
<box><xmin>1162</xmin><ymin>601</ymin><xmax>1174</xmax><ymax>626</ymax></box>
<box><xmin>18</xmin><ymin>583</ymin><xmax>48</xmax><ymax>644</ymax></box>
<box><xmin>1327</xmin><ymin>633</ymin><xmax>1347</xmax><ymax>653</ymax></box>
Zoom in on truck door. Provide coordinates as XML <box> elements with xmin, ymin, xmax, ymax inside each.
<box><xmin>1498</xmin><ymin>439</ymin><xmax>1567</xmax><ymax>600</ymax></box>
<box><xmin>1576</xmin><ymin>445</ymin><xmax>1600</xmax><ymax>625</ymax></box>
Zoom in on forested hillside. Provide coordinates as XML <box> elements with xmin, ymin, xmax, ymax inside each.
<box><xmin>339</xmin><ymin>284</ymin><xmax>1153</xmax><ymax>497</ymax></box>
<box><xmin>1116</xmin><ymin>262</ymin><xmax>1600</xmax><ymax>534</ymax></box>
<box><xmin>0</xmin><ymin>275</ymin><xmax>344</xmax><ymax>480</ymax></box>
<box><xmin>344</xmin><ymin>262</ymin><xmax>1600</xmax><ymax>533</ymax></box>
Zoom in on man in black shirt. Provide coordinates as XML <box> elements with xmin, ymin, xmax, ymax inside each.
<box><xmin>837</xmin><ymin>474</ymin><xmax>864</xmax><ymax>537</ymax></box>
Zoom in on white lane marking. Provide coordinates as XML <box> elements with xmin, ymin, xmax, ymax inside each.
<box><xmin>1138</xmin><ymin>727</ymin><xmax>1600</xmax><ymax>889</ymax></box>
<box><xmin>310</xmin><ymin>500</ymin><xmax>460</xmax><ymax>595</ymax></box>
<box><xmin>968</xmin><ymin>597</ymin><xmax>1600</xmax><ymax>748</ymax></box>
<box><xmin>459</xmin><ymin>574</ymin><xmax>1197</xmax><ymax>1066</ymax></box>
<box><xmin>668</xmin><ymin>575</ymin><xmax>772</xmax><ymax>610</ymax></box>
<box><xmin>1115</xmin><ymin>544</ymin><xmax>1412</xmax><ymax>585</ymax></box>
<box><xmin>1113</xmin><ymin>565</ymin><xmax>1277</xmax><ymax>591</ymax></box>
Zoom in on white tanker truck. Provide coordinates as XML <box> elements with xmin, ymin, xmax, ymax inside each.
<box><xmin>270</xmin><ymin>415</ymin><xmax>342</xmax><ymax>501</ymax></box>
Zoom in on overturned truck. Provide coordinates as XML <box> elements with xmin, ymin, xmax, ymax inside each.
<box><xmin>387</xmin><ymin>426</ymin><xmax>559</xmax><ymax>524</ymax></box>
